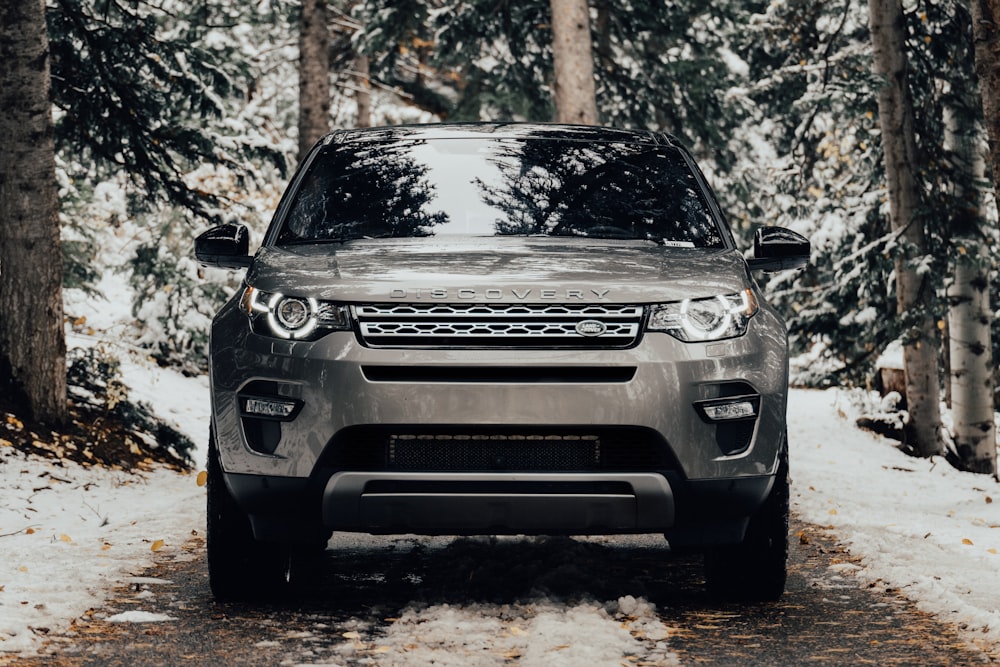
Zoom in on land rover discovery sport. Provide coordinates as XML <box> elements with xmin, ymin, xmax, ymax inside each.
<box><xmin>195</xmin><ymin>123</ymin><xmax>810</xmax><ymax>601</ymax></box>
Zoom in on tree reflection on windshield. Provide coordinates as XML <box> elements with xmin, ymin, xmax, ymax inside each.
<box><xmin>278</xmin><ymin>137</ymin><xmax>448</xmax><ymax>243</ymax></box>
<box><xmin>479</xmin><ymin>138</ymin><xmax>723</xmax><ymax>247</ymax></box>
<box><xmin>274</xmin><ymin>131</ymin><xmax>724</xmax><ymax>247</ymax></box>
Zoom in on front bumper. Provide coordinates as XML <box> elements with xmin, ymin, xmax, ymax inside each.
<box><xmin>209</xmin><ymin>298</ymin><xmax>789</xmax><ymax>538</ymax></box>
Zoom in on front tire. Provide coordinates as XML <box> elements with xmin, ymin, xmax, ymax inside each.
<box><xmin>206</xmin><ymin>435</ymin><xmax>294</xmax><ymax>601</ymax></box>
<box><xmin>704</xmin><ymin>451</ymin><xmax>789</xmax><ymax>601</ymax></box>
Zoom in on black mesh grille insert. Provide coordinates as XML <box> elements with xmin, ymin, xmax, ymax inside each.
<box><xmin>389</xmin><ymin>434</ymin><xmax>599</xmax><ymax>471</ymax></box>
<box><xmin>320</xmin><ymin>426</ymin><xmax>675</xmax><ymax>473</ymax></box>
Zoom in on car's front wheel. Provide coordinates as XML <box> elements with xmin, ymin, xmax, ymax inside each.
<box><xmin>704</xmin><ymin>451</ymin><xmax>789</xmax><ymax>601</ymax></box>
<box><xmin>206</xmin><ymin>434</ymin><xmax>296</xmax><ymax>601</ymax></box>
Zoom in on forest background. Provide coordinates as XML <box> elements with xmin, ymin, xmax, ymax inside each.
<box><xmin>1</xmin><ymin>0</ymin><xmax>999</xmax><ymax>477</ymax></box>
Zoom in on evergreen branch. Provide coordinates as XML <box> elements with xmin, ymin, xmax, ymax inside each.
<box><xmin>790</xmin><ymin>0</ymin><xmax>853</xmax><ymax>160</ymax></box>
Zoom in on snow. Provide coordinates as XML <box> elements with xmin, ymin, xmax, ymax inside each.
<box><xmin>326</xmin><ymin>598</ymin><xmax>672</xmax><ymax>667</ymax></box>
<box><xmin>1</xmin><ymin>362</ymin><xmax>999</xmax><ymax>657</ymax></box>
<box><xmin>105</xmin><ymin>611</ymin><xmax>176</xmax><ymax>624</ymax></box>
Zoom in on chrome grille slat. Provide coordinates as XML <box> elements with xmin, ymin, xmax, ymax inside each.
<box><xmin>354</xmin><ymin>303</ymin><xmax>644</xmax><ymax>348</ymax></box>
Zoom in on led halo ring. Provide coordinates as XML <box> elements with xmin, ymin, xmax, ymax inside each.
<box><xmin>265</xmin><ymin>293</ymin><xmax>320</xmax><ymax>339</ymax></box>
<box><xmin>679</xmin><ymin>294</ymin><xmax>733</xmax><ymax>340</ymax></box>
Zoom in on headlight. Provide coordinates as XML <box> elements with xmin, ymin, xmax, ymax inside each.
<box><xmin>240</xmin><ymin>287</ymin><xmax>351</xmax><ymax>340</ymax></box>
<box><xmin>648</xmin><ymin>289</ymin><xmax>758</xmax><ymax>342</ymax></box>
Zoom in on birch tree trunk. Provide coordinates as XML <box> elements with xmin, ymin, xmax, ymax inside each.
<box><xmin>0</xmin><ymin>0</ymin><xmax>68</xmax><ymax>424</ymax></box>
<box><xmin>550</xmin><ymin>0</ymin><xmax>599</xmax><ymax>125</ymax></box>
<box><xmin>867</xmin><ymin>0</ymin><xmax>943</xmax><ymax>457</ymax></box>
<box><xmin>298</xmin><ymin>0</ymin><xmax>330</xmax><ymax>161</ymax></box>
<box><xmin>947</xmin><ymin>256</ymin><xmax>996</xmax><ymax>473</ymax></box>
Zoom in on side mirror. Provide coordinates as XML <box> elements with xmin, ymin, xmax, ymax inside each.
<box><xmin>195</xmin><ymin>224</ymin><xmax>252</xmax><ymax>270</ymax></box>
<box><xmin>746</xmin><ymin>226</ymin><xmax>810</xmax><ymax>272</ymax></box>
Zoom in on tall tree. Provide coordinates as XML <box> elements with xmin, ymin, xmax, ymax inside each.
<box><xmin>960</xmin><ymin>0</ymin><xmax>1000</xmax><ymax>476</ymax></box>
<box><xmin>972</xmin><ymin>0</ymin><xmax>1000</xmax><ymax>200</ymax></box>
<box><xmin>0</xmin><ymin>0</ymin><xmax>68</xmax><ymax>424</ymax></box>
<box><xmin>354</xmin><ymin>52</ymin><xmax>372</xmax><ymax>128</ymax></box>
<box><xmin>867</xmin><ymin>0</ymin><xmax>943</xmax><ymax>457</ymax></box>
<box><xmin>549</xmin><ymin>0</ymin><xmax>598</xmax><ymax>124</ymax></box>
<box><xmin>299</xmin><ymin>0</ymin><xmax>331</xmax><ymax>160</ymax></box>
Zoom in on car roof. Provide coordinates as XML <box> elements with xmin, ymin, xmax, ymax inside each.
<box><xmin>323</xmin><ymin>122</ymin><xmax>678</xmax><ymax>148</ymax></box>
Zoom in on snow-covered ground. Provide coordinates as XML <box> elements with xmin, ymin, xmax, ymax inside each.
<box><xmin>1</xmin><ymin>358</ymin><xmax>998</xmax><ymax>658</ymax></box>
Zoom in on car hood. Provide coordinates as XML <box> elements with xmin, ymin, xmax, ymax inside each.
<box><xmin>246</xmin><ymin>236</ymin><xmax>752</xmax><ymax>303</ymax></box>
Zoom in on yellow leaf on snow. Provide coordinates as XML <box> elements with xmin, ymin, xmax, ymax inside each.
<box><xmin>196</xmin><ymin>471</ymin><xmax>208</xmax><ymax>487</ymax></box>
<box><xmin>25</xmin><ymin>528</ymin><xmax>35</xmax><ymax>535</ymax></box>
<box><xmin>60</xmin><ymin>534</ymin><xmax>73</xmax><ymax>543</ymax></box>
<box><xmin>150</xmin><ymin>540</ymin><xmax>165</xmax><ymax>552</ymax></box>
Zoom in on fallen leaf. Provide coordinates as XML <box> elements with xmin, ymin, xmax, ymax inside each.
<box><xmin>60</xmin><ymin>534</ymin><xmax>73</xmax><ymax>543</ymax></box>
<box><xmin>987</xmin><ymin>496</ymin><xmax>993</xmax><ymax>504</ymax></box>
<box><xmin>988</xmin><ymin>548</ymin><xmax>997</xmax><ymax>555</ymax></box>
<box><xmin>25</xmin><ymin>528</ymin><xmax>35</xmax><ymax>535</ymax></box>
<box><xmin>342</xmin><ymin>631</ymin><xmax>361</xmax><ymax>640</ymax></box>
<box><xmin>962</xmin><ymin>538</ymin><xmax>974</xmax><ymax>546</ymax></box>
<box><xmin>829</xmin><ymin>509</ymin><xmax>838</xmax><ymax>516</ymax></box>
<box><xmin>196</xmin><ymin>471</ymin><xmax>208</xmax><ymax>487</ymax></box>
<box><xmin>150</xmin><ymin>540</ymin><xmax>165</xmax><ymax>552</ymax></box>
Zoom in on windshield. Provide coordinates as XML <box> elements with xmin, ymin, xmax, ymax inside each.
<box><xmin>275</xmin><ymin>136</ymin><xmax>725</xmax><ymax>248</ymax></box>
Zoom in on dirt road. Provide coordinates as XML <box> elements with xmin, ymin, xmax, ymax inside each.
<box><xmin>5</xmin><ymin>516</ymin><xmax>996</xmax><ymax>666</ymax></box>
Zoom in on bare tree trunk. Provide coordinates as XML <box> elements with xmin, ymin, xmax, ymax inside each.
<box><xmin>944</xmin><ymin>105</ymin><xmax>997</xmax><ymax>476</ymax></box>
<box><xmin>549</xmin><ymin>0</ymin><xmax>599</xmax><ymax>124</ymax></box>
<box><xmin>355</xmin><ymin>52</ymin><xmax>371</xmax><ymax>129</ymax></box>
<box><xmin>972</xmin><ymin>0</ymin><xmax>1000</xmax><ymax>196</ymax></box>
<box><xmin>867</xmin><ymin>0</ymin><xmax>942</xmax><ymax>457</ymax></box>
<box><xmin>0</xmin><ymin>0</ymin><xmax>68</xmax><ymax>424</ymax></box>
<box><xmin>298</xmin><ymin>0</ymin><xmax>330</xmax><ymax>161</ymax></box>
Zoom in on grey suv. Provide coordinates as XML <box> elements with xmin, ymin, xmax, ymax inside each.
<box><xmin>195</xmin><ymin>123</ymin><xmax>809</xmax><ymax>601</ymax></box>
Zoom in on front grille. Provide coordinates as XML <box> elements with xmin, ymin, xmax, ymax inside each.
<box><xmin>320</xmin><ymin>426</ymin><xmax>675</xmax><ymax>473</ymax></box>
<box><xmin>354</xmin><ymin>303</ymin><xmax>643</xmax><ymax>348</ymax></box>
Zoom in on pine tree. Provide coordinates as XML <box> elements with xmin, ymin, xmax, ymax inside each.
<box><xmin>47</xmin><ymin>0</ymin><xmax>296</xmax><ymax>370</ymax></box>
<box><xmin>0</xmin><ymin>0</ymin><xmax>68</xmax><ymax>424</ymax></box>
<box><xmin>47</xmin><ymin>0</ymin><xmax>289</xmax><ymax>222</ymax></box>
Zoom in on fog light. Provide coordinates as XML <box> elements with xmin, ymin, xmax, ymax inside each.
<box><xmin>695</xmin><ymin>395</ymin><xmax>760</xmax><ymax>422</ymax></box>
<box><xmin>241</xmin><ymin>396</ymin><xmax>301</xmax><ymax>420</ymax></box>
